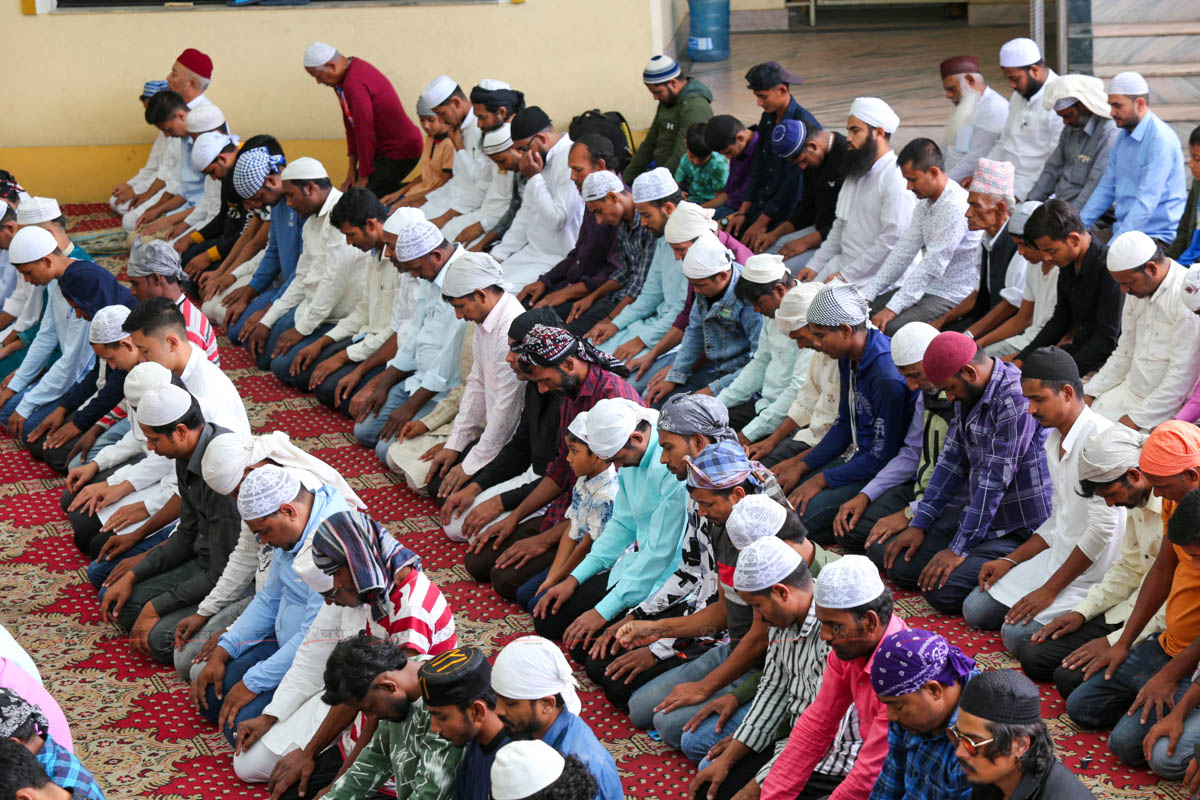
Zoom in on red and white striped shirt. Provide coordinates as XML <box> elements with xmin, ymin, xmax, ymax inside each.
<box><xmin>176</xmin><ymin>295</ymin><xmax>219</xmax><ymax>366</ymax></box>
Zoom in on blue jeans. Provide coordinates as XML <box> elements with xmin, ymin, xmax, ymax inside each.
<box><xmin>352</xmin><ymin>382</ymin><xmax>439</xmax><ymax>461</ymax></box>
<box><xmin>201</xmin><ymin>640</ymin><xmax>280</xmax><ymax>747</ymax></box>
<box><xmin>0</xmin><ymin>390</ymin><xmax>64</xmax><ymax>445</ymax></box>
<box><xmin>87</xmin><ymin>522</ymin><xmax>176</xmax><ymax>590</ymax></box>
<box><xmin>1149</xmin><ymin>698</ymin><xmax>1200</xmax><ymax>780</ymax></box>
<box><xmin>69</xmin><ymin>417</ymin><xmax>132</xmax><ymax>471</ymax></box>
<box><xmin>269</xmin><ymin>323</ymin><xmax>334</xmax><ymax>387</ymax></box>
<box><xmin>227</xmin><ymin>287</ymin><xmax>282</xmax><ymax>345</ymax></box>
<box><xmin>798</xmin><ymin>460</ymin><xmax>867</xmax><ymax>546</ymax></box>
<box><xmin>516</xmin><ymin>567</ymin><xmax>551</xmax><ymax>612</ymax></box>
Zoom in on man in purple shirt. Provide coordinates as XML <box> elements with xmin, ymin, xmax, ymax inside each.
<box><xmin>703</xmin><ymin>115</ymin><xmax>759</xmax><ymax>221</ymax></box>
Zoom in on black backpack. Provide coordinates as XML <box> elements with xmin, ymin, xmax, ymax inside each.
<box><xmin>569</xmin><ymin>110</ymin><xmax>634</xmax><ymax>174</ymax></box>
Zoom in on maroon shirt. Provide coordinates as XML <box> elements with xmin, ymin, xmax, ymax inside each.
<box><xmin>336</xmin><ymin>58</ymin><xmax>423</xmax><ymax>177</ymax></box>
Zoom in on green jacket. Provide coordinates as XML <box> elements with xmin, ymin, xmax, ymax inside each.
<box><xmin>1167</xmin><ymin>178</ymin><xmax>1199</xmax><ymax>261</ymax></box>
<box><xmin>623</xmin><ymin>77</ymin><xmax>714</xmax><ymax>183</ymax></box>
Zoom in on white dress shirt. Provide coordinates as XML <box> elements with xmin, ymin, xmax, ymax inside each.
<box><xmin>984</xmin><ymin>225</ymin><xmax>1031</xmax><ymax>309</ymax></box>
<box><xmin>182</xmin><ymin>173</ymin><xmax>223</xmax><ymax>231</ymax></box>
<box><xmin>0</xmin><ymin>251</ymin><xmax>43</xmax><ymax>338</ymax></box>
<box><xmin>985</xmin><ymin>71</ymin><xmax>1065</xmax><ymax>199</ymax></box>
<box><xmin>10</xmin><ymin>278</ymin><xmax>94</xmax><ymax>419</ymax></box>
<box><xmin>180</xmin><ymin>343</ymin><xmax>251</xmax><ymax>437</ymax></box>
<box><xmin>787</xmin><ymin>349</ymin><xmax>841</xmax><ymax>446</ymax></box>
<box><xmin>995</xmin><ymin>263</ymin><xmax>1059</xmax><ymax>354</ymax></box>
<box><xmin>388</xmin><ymin>247</ymin><xmax>468</xmax><ymax>396</ymax></box>
<box><xmin>424</xmin><ymin>108</ymin><xmax>488</xmax><ymax>215</ymax></box>
<box><xmin>128</xmin><ymin>131</ymin><xmax>173</xmax><ymax>193</ymax></box>
<box><xmin>325</xmin><ymin>252</ymin><xmax>400</xmax><ymax>363</ymax></box>
<box><xmin>945</xmin><ymin>86</ymin><xmax>1010</xmax><ymax>182</ymax></box>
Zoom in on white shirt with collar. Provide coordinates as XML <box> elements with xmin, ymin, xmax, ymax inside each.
<box><xmin>985</xmin><ymin>70</ymin><xmax>1065</xmax><ymax>199</ymax></box>
<box><xmin>1086</xmin><ymin>260</ymin><xmax>1200</xmax><ymax>428</ymax></box>
<box><xmin>426</xmin><ymin>108</ymin><xmax>490</xmax><ymax>216</ymax></box>
<box><xmin>325</xmin><ymin>251</ymin><xmax>401</xmax><ymax>363</ymax></box>
<box><xmin>945</xmin><ymin>85</ymin><xmax>1010</xmax><ymax>182</ymax></box>
<box><xmin>180</xmin><ymin>342</ymin><xmax>251</xmax><ymax>437</ymax></box>
<box><xmin>0</xmin><ymin>252</ymin><xmax>43</xmax><ymax>338</ymax></box>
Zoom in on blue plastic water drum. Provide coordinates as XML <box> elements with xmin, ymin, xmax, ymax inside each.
<box><xmin>688</xmin><ymin>0</ymin><xmax>731</xmax><ymax>62</ymax></box>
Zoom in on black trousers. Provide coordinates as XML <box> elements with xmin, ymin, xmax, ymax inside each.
<box><xmin>692</xmin><ymin>747</ymin><xmax>775</xmax><ymax>800</ymax></box>
<box><xmin>532</xmin><ymin>572</ymin><xmax>613</xmax><ymax>642</ymax></box>
<box><xmin>366</xmin><ymin>156</ymin><xmax>421</xmax><ymax>197</ymax></box>
<box><xmin>463</xmin><ymin>516</ymin><xmax>557</xmax><ymax>602</ymax></box>
<box><xmin>726</xmin><ymin>400</ymin><xmax>759</xmax><ymax>432</ymax></box>
<box><xmin>1009</xmin><ymin>615</ymin><xmax>1122</xmax><ymax>699</ymax></box>
<box><xmin>61</xmin><ymin>464</ymin><xmax>124</xmax><ymax>557</ymax></box>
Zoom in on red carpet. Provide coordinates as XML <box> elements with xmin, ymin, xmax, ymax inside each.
<box><xmin>0</xmin><ymin>204</ymin><xmax>1176</xmax><ymax>798</ymax></box>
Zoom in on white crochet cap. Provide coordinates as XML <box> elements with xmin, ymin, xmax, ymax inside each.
<box><xmin>237</xmin><ymin>464</ymin><xmax>302</xmax><ymax>521</ymax></box>
<box><xmin>581</xmin><ymin>170</ymin><xmax>624</xmax><ymax>203</ymax></box>
<box><xmin>1106</xmin><ymin>230</ymin><xmax>1157</xmax><ymax>273</ymax></box>
<box><xmin>280</xmin><ymin>157</ymin><xmax>328</xmax><ymax>181</ymax></box>
<box><xmin>123</xmin><ymin>362</ymin><xmax>172</xmax><ymax>407</ymax></box>
<box><xmin>1109</xmin><ymin>71</ymin><xmax>1150</xmax><ymax>96</ymax></box>
<box><xmin>814</xmin><ymin>554</ymin><xmax>885</xmax><ymax>609</ymax></box>
<box><xmin>16</xmin><ymin>196</ymin><xmax>61</xmax><ymax>226</ymax></box>
<box><xmin>303</xmin><ymin>42</ymin><xmax>337</xmax><ymax>68</ymax></box>
<box><xmin>490</xmin><ymin>741</ymin><xmax>565</xmax><ymax>800</ymax></box>
<box><xmin>136</xmin><ymin>384</ymin><xmax>194</xmax><ymax>427</ymax></box>
<box><xmin>733</xmin><ymin>535</ymin><xmax>803</xmax><ymax>592</ymax></box>
<box><xmin>394</xmin><ymin>219</ymin><xmax>443</xmax><ymax>262</ymax></box>
<box><xmin>421</xmin><ymin>75</ymin><xmax>458</xmax><ymax>109</ymax></box>
<box><xmin>726</xmin><ymin>494</ymin><xmax>788</xmax><ymax>551</ymax></box>
<box><xmin>185</xmin><ymin>104</ymin><xmax>226</xmax><ymax>135</ymax></box>
<box><xmin>89</xmin><ymin>305</ymin><xmax>132</xmax><ymax>345</ymax></box>
<box><xmin>889</xmin><ymin>322</ymin><xmax>940</xmax><ymax>367</ymax></box>
<box><xmin>999</xmin><ymin>37</ymin><xmax>1041</xmax><ymax>68</ymax></box>
<box><xmin>383</xmin><ymin>206</ymin><xmax>426</xmax><ymax>236</ymax></box>
<box><xmin>631</xmin><ymin>167</ymin><xmax>678</xmax><ymax>204</ymax></box>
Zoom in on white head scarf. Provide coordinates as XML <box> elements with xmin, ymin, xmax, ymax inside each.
<box><xmin>491</xmin><ymin>636</ymin><xmax>582</xmax><ymax>714</ymax></box>
<box><xmin>200</xmin><ymin>430</ymin><xmax>366</xmax><ymax>508</ymax></box>
<box><xmin>849</xmin><ymin>97</ymin><xmax>899</xmax><ymax>133</ymax></box>
<box><xmin>441</xmin><ymin>251</ymin><xmax>508</xmax><ymax>297</ymax></box>
<box><xmin>664</xmin><ymin>201</ymin><xmax>718</xmax><ymax>244</ymax></box>
<box><xmin>775</xmin><ymin>282</ymin><xmax>824</xmax><ymax>334</ymax></box>
<box><xmin>1078</xmin><ymin>425</ymin><xmax>1146</xmax><ymax>484</ymax></box>
<box><xmin>682</xmin><ymin>231</ymin><xmax>733</xmax><ymax>280</ymax></box>
<box><xmin>578</xmin><ymin>398</ymin><xmax>659</xmax><ymax>460</ymax></box>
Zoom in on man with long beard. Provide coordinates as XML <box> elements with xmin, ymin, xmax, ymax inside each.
<box><xmin>939</xmin><ymin>56</ymin><xmax>1009</xmax><ymax>184</ymax></box>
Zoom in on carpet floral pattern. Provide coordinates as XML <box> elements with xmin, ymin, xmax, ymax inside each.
<box><xmin>0</xmin><ymin>205</ymin><xmax>1177</xmax><ymax>798</ymax></box>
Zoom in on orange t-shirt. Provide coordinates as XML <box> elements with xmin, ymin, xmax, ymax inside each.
<box><xmin>1161</xmin><ymin>499</ymin><xmax>1200</xmax><ymax>656</ymax></box>
<box><xmin>412</xmin><ymin>135</ymin><xmax>454</xmax><ymax>193</ymax></box>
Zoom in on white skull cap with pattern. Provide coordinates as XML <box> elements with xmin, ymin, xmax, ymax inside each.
<box><xmin>1107</xmin><ymin>230</ymin><xmax>1158</xmax><ymax>273</ymax></box>
<box><xmin>280</xmin><ymin>157</ymin><xmax>328</xmax><ymax>182</ymax></box>
<box><xmin>491</xmin><ymin>635</ymin><xmax>582</xmax><ymax>714</ymax></box>
<box><xmin>123</xmin><ymin>362</ymin><xmax>172</xmax><ymax>407</ymax></box>
<box><xmin>394</xmin><ymin>219</ymin><xmax>444</xmax><ymax>262</ymax></box>
<box><xmin>814</xmin><ymin>554</ymin><xmax>886</xmax><ymax>609</ymax></box>
<box><xmin>682</xmin><ymin>231</ymin><xmax>733</xmax><ymax>280</ymax></box>
<box><xmin>726</xmin><ymin>494</ymin><xmax>788</xmax><ymax>551</ymax></box>
<box><xmin>1109</xmin><ymin>71</ymin><xmax>1150</xmax><ymax>96</ymax></box>
<box><xmin>999</xmin><ymin>37</ymin><xmax>1041</xmax><ymax>68</ymax></box>
<box><xmin>734</xmin><ymin>535</ymin><xmax>803</xmax><ymax>592</ymax></box>
<box><xmin>303</xmin><ymin>42</ymin><xmax>337</xmax><ymax>68</ymax></box>
<box><xmin>741</xmin><ymin>253</ymin><xmax>787</xmax><ymax>284</ymax></box>
<box><xmin>421</xmin><ymin>75</ymin><xmax>458</xmax><ymax>109</ymax></box>
<box><xmin>631</xmin><ymin>166</ymin><xmax>679</xmax><ymax>204</ymax></box>
<box><xmin>490</xmin><ymin>741</ymin><xmax>565</xmax><ymax>800</ymax></box>
<box><xmin>890</xmin><ymin>321</ymin><xmax>940</xmax><ymax>367</ymax></box>
<box><xmin>89</xmin><ymin>305</ymin><xmax>132</xmax><ymax>345</ymax></box>
<box><xmin>664</xmin><ymin>201</ymin><xmax>718</xmax><ymax>244</ymax></box>
<box><xmin>481</xmin><ymin>124</ymin><xmax>513</xmax><ymax>156</ymax></box>
<box><xmin>581</xmin><ymin>170</ymin><xmax>624</xmax><ymax>203</ymax></box>
<box><xmin>136</xmin><ymin>384</ymin><xmax>194</xmax><ymax>427</ymax></box>
<box><xmin>7</xmin><ymin>227</ymin><xmax>58</xmax><ymax>265</ymax></box>
<box><xmin>238</xmin><ymin>464</ymin><xmax>302</xmax><ymax>521</ymax></box>
<box><xmin>383</xmin><ymin>206</ymin><xmax>426</xmax><ymax>236</ymax></box>
<box><xmin>16</xmin><ymin>196</ymin><xmax>61</xmax><ymax>226</ymax></box>
<box><xmin>775</xmin><ymin>282</ymin><xmax>823</xmax><ymax>334</ymax></box>
<box><xmin>1183</xmin><ymin>266</ymin><xmax>1200</xmax><ymax>314</ymax></box>
<box><xmin>580</xmin><ymin>398</ymin><xmax>660</xmax><ymax>460</ymax></box>
<box><xmin>1008</xmin><ymin>201</ymin><xmax>1042</xmax><ymax>237</ymax></box>
<box><xmin>441</xmin><ymin>250</ymin><xmax>508</xmax><ymax>297</ymax></box>
<box><xmin>185</xmin><ymin>104</ymin><xmax>226</xmax><ymax>135</ymax></box>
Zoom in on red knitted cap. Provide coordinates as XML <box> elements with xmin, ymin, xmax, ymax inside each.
<box><xmin>177</xmin><ymin>48</ymin><xmax>213</xmax><ymax>80</ymax></box>
<box><xmin>922</xmin><ymin>332</ymin><xmax>977</xmax><ymax>384</ymax></box>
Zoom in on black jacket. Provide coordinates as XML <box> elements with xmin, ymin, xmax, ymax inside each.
<box><xmin>971</xmin><ymin>759</ymin><xmax>1097</xmax><ymax>800</ymax></box>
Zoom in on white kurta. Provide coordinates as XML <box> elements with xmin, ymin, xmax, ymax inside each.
<box><xmin>112</xmin><ymin>131</ymin><xmax>173</xmax><ymax>213</ymax></box>
<box><xmin>121</xmin><ymin>137</ymin><xmax>183</xmax><ymax>232</ymax></box>
<box><xmin>180</xmin><ymin>343</ymin><xmax>251</xmax><ymax>437</ymax></box>
<box><xmin>985</xmin><ymin>71</ymin><xmax>1065</xmax><ymax>199</ymax></box>
<box><xmin>987</xmin><ymin>263</ymin><xmax>1059</xmax><ymax>357</ymax></box>
<box><xmin>421</xmin><ymin>108</ymin><xmax>488</xmax><ymax>218</ymax></box>
<box><xmin>439</xmin><ymin>160</ymin><xmax>512</xmax><ymax>244</ymax></box>
<box><xmin>944</xmin><ymin>86</ymin><xmax>1010</xmax><ymax>183</ymax></box>
<box><xmin>324</xmin><ymin>252</ymin><xmax>400</xmax><ymax>363</ymax></box>
<box><xmin>988</xmin><ymin>406</ymin><xmax>1126</xmax><ymax>623</ymax></box>
<box><xmin>787</xmin><ymin>349</ymin><xmax>841</xmax><ymax>446</ymax></box>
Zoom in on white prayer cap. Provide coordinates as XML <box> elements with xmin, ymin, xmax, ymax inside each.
<box><xmin>394</xmin><ymin>219</ymin><xmax>444</xmax><ymax>262</ymax></box>
<box><xmin>664</xmin><ymin>201</ymin><xmax>718</xmax><ymax>244</ymax></box>
<box><xmin>1078</xmin><ymin>424</ymin><xmax>1146</xmax><ymax>484</ymax></box>
<box><xmin>202</xmin><ymin>430</ymin><xmax>367</xmax><ymax>508</ymax></box>
<box><xmin>185</xmin><ymin>104</ymin><xmax>226</xmax><ymax>135</ymax></box>
<box><xmin>280</xmin><ymin>157</ymin><xmax>328</xmax><ymax>181</ymax></box>
<box><xmin>631</xmin><ymin>167</ymin><xmax>679</xmax><ymax>204</ymax></box>
<box><xmin>421</xmin><ymin>75</ymin><xmax>459</xmax><ymax>109</ymax></box>
<box><xmin>442</xmin><ymin>251</ymin><xmax>507</xmax><ymax>297</ymax></box>
<box><xmin>775</xmin><ymin>282</ymin><xmax>823</xmax><ymax>334</ymax></box>
<box><xmin>303</xmin><ymin>42</ymin><xmax>337</xmax><ymax>68</ymax></box>
<box><xmin>416</xmin><ymin>93</ymin><xmax>435</xmax><ymax>117</ymax></box>
<box><xmin>999</xmin><ymin>37</ymin><xmax>1042</xmax><ymax>68</ymax></box>
<box><xmin>491</xmin><ymin>635</ymin><xmax>582</xmax><ymax>714</ymax></box>
<box><xmin>741</xmin><ymin>254</ymin><xmax>787</xmax><ymax>284</ymax></box>
<box><xmin>191</xmin><ymin>131</ymin><xmax>237</xmax><ymax>172</ymax></box>
<box><xmin>293</xmin><ymin>547</ymin><xmax>335</xmax><ymax>594</ymax></box>
<box><xmin>89</xmin><ymin>305</ymin><xmax>132</xmax><ymax>345</ymax></box>
<box><xmin>8</xmin><ymin>227</ymin><xmax>57</xmax><ymax>265</ymax></box>
<box><xmin>1184</xmin><ymin>267</ymin><xmax>1200</xmax><ymax>314</ymax></box>
<box><xmin>491</xmin><ymin>741</ymin><xmax>565</xmax><ymax>800</ymax></box>
<box><xmin>1109</xmin><ymin>71</ymin><xmax>1150</xmax><ymax>97</ymax></box>
<box><xmin>481</xmin><ymin>124</ymin><xmax>514</xmax><ymax>156</ymax></box>
<box><xmin>643</xmin><ymin>54</ymin><xmax>681</xmax><ymax>84</ymax></box>
<box><xmin>890</xmin><ymin>322</ymin><xmax>940</xmax><ymax>367</ymax></box>
<box><xmin>726</xmin><ymin>494</ymin><xmax>788</xmax><ymax>551</ymax></box>
<box><xmin>581</xmin><ymin>170</ymin><xmax>624</xmax><ymax>203</ymax></box>
<box><xmin>476</xmin><ymin>78</ymin><xmax>511</xmax><ymax>92</ymax></box>
<box><xmin>383</xmin><ymin>206</ymin><xmax>426</xmax><ymax>236</ymax></box>
<box><xmin>238</xmin><ymin>464</ymin><xmax>302</xmax><ymax>521</ymax></box>
<box><xmin>734</xmin><ymin>536</ymin><xmax>803</xmax><ymax>592</ymax></box>
<box><xmin>16</xmin><ymin>196</ymin><xmax>61</xmax><ymax>226</ymax></box>
<box><xmin>1008</xmin><ymin>201</ymin><xmax>1042</xmax><ymax>238</ymax></box>
<box><xmin>124</xmin><ymin>362</ymin><xmax>172</xmax><ymax>407</ymax></box>
<box><xmin>579</xmin><ymin>398</ymin><xmax>659</xmax><ymax>460</ymax></box>
<box><xmin>137</xmin><ymin>384</ymin><xmax>194</xmax><ymax>427</ymax></box>
<box><xmin>814</xmin><ymin>554</ymin><xmax>885</xmax><ymax>609</ymax></box>
<box><xmin>682</xmin><ymin>232</ymin><xmax>733</xmax><ymax>280</ymax></box>
<box><xmin>566</xmin><ymin>409</ymin><xmax>590</xmax><ymax>442</ymax></box>
<box><xmin>1107</xmin><ymin>230</ymin><xmax>1157</xmax><ymax>273</ymax></box>
<box><xmin>849</xmin><ymin>97</ymin><xmax>899</xmax><ymax>134</ymax></box>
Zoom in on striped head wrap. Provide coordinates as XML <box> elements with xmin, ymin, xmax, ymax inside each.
<box><xmin>312</xmin><ymin>509</ymin><xmax>421</xmax><ymax>621</ymax></box>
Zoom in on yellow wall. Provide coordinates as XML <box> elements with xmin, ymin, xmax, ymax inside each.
<box><xmin>0</xmin><ymin>0</ymin><xmax>667</xmax><ymax>200</ymax></box>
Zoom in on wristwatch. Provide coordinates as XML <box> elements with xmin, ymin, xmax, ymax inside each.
<box><xmin>904</xmin><ymin>506</ymin><xmax>915</xmax><ymax>521</ymax></box>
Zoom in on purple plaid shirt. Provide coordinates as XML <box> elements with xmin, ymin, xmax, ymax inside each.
<box><xmin>911</xmin><ymin>359</ymin><xmax>1053</xmax><ymax>557</ymax></box>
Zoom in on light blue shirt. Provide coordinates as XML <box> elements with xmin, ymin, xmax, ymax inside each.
<box><xmin>218</xmin><ymin>485</ymin><xmax>348</xmax><ymax>694</ymax></box>
<box><xmin>10</xmin><ymin>278</ymin><xmax>94</xmax><ymax>418</ymax></box>
<box><xmin>541</xmin><ymin>710</ymin><xmax>624</xmax><ymax>800</ymax></box>
<box><xmin>388</xmin><ymin>251</ymin><xmax>467</xmax><ymax>395</ymax></box>
<box><xmin>179</xmin><ymin>137</ymin><xmax>207</xmax><ymax>207</ymax></box>
<box><xmin>1080</xmin><ymin>110</ymin><xmax>1186</xmax><ymax>241</ymax></box>
<box><xmin>604</xmin><ymin>238</ymin><xmax>689</xmax><ymax>355</ymax></box>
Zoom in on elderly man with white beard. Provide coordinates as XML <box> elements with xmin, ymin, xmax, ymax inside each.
<box><xmin>939</xmin><ymin>56</ymin><xmax>1009</xmax><ymax>184</ymax></box>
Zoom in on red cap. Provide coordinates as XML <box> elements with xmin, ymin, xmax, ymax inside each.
<box><xmin>939</xmin><ymin>55</ymin><xmax>980</xmax><ymax>79</ymax></box>
<box><xmin>922</xmin><ymin>332</ymin><xmax>978</xmax><ymax>385</ymax></box>
<box><xmin>176</xmin><ymin>48</ymin><xmax>213</xmax><ymax>80</ymax></box>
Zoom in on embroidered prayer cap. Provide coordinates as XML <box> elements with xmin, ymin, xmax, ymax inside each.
<box><xmin>959</xmin><ymin>669</ymin><xmax>1042</xmax><ymax>725</ymax></box>
<box><xmin>128</xmin><ymin>239</ymin><xmax>186</xmax><ymax>281</ymax></box>
<box><xmin>481</xmin><ymin>124</ymin><xmax>514</xmax><ymax>156</ymax></box>
<box><xmin>684</xmin><ymin>439</ymin><xmax>754</xmax><ymax>490</ymax></box>
<box><xmin>682</xmin><ymin>231</ymin><xmax>733</xmax><ymax>280</ymax></box>
<box><xmin>1109</xmin><ymin>71</ymin><xmax>1150</xmax><ymax>97</ymax></box>
<box><xmin>1053</xmin><ymin>96</ymin><xmax>1078</xmax><ymax>112</ymax></box>
<box><xmin>312</xmin><ymin>509</ymin><xmax>421</xmax><ymax>621</ymax></box>
<box><xmin>1008</xmin><ymin>201</ymin><xmax>1043</xmax><ymax>238</ymax></box>
<box><xmin>394</xmin><ymin>218</ymin><xmax>444</xmax><ymax>263</ymax></box>
<box><xmin>89</xmin><ymin>305</ymin><xmax>132</xmax><ymax>345</ymax></box>
<box><xmin>511</xmin><ymin>107</ymin><xmax>551</xmax><ymax>142</ymax></box>
<box><xmin>742</xmin><ymin>253</ymin><xmax>788</xmax><ymax>284</ymax></box>
<box><xmin>998</xmin><ymin>37</ymin><xmax>1041</xmax><ymax>69</ymax></box>
<box><xmin>441</xmin><ymin>250</ymin><xmax>508</xmax><ymax>297</ymax></box>
<box><xmin>123</xmin><ymin>362</ymin><xmax>172</xmax><ymax>408</ymax></box>
<box><xmin>185</xmin><ymin>104</ymin><xmax>225</xmax><ymax>135</ymax></box>
<box><xmin>293</xmin><ymin>547</ymin><xmax>334</xmax><ymax>594</ymax></box>
<box><xmin>16</xmin><ymin>196</ymin><xmax>61</xmax><ymax>226</ymax></box>
<box><xmin>775</xmin><ymin>282</ymin><xmax>824</xmax><ymax>334</ymax></box>
<box><xmin>664</xmin><ymin>201</ymin><xmax>718</xmax><ymax>244</ymax></box>
<box><xmin>1183</xmin><ymin>266</ymin><xmax>1200</xmax><ymax>314</ymax></box>
<box><xmin>191</xmin><ymin>131</ymin><xmax>237</xmax><ymax>172</ymax></box>
<box><xmin>771</xmin><ymin>119</ymin><xmax>807</xmax><ymax>159</ymax></box>
<box><xmin>726</xmin><ymin>494</ymin><xmax>788</xmax><ymax>550</ymax></box>
<box><xmin>643</xmin><ymin>54</ymin><xmax>681</xmax><ymax>84</ymax></box>
<box><xmin>0</xmin><ymin>688</ymin><xmax>50</xmax><ymax>741</ymax></box>
<box><xmin>871</xmin><ymin>628</ymin><xmax>976</xmax><ymax>698</ymax></box>
<box><xmin>1020</xmin><ymin>345</ymin><xmax>1080</xmax><ymax>384</ymax></box>
<box><xmin>421</xmin><ymin>75</ymin><xmax>459</xmax><ymax>109</ymax></box>
<box><xmin>382</xmin><ymin>206</ymin><xmax>426</xmax><ymax>236</ymax></box>
<box><xmin>579</xmin><ymin>398</ymin><xmax>659</xmax><ymax>460</ymax></box>
<box><xmin>849</xmin><ymin>97</ymin><xmax>899</xmax><ymax>134</ymax></box>
<box><xmin>7</xmin><ymin>227</ymin><xmax>57</xmax><ymax>265</ymax></box>
<box><xmin>1140</xmin><ymin>420</ymin><xmax>1200</xmax><ymax>477</ymax></box>
<box><xmin>232</xmin><ymin>147</ymin><xmax>286</xmax><ymax>199</ymax></box>
<box><xmin>745</xmin><ymin>61</ymin><xmax>803</xmax><ymax>91</ymax></box>
<box><xmin>921</xmin><ymin>331</ymin><xmax>978</xmax><ymax>385</ymax></box>
<box><xmin>280</xmin><ymin>156</ymin><xmax>328</xmax><ymax>182</ymax></box>
<box><xmin>303</xmin><ymin>42</ymin><xmax>337</xmax><ymax>68</ymax></box>
<box><xmin>658</xmin><ymin>393</ymin><xmax>736</xmax><ymax>441</ymax></box>
<box><xmin>237</xmin><ymin>464</ymin><xmax>302</xmax><ymax>521</ymax></box>
<box><xmin>491</xmin><ymin>635</ymin><xmax>582</xmax><ymax>714</ymax></box>
<box><xmin>1107</xmin><ymin>230</ymin><xmax>1157</xmax><ymax>273</ymax></box>
<box><xmin>734</xmin><ymin>535</ymin><xmax>803</xmax><ymax>592</ymax></box>
<box><xmin>176</xmin><ymin>48</ymin><xmax>213</xmax><ymax>80</ymax></box>
<box><xmin>1078</xmin><ymin>424</ymin><xmax>1146</xmax><ymax>484</ymax></box>
<box><xmin>581</xmin><ymin>170</ymin><xmax>625</xmax><ymax>203</ymax></box>
<box><xmin>805</xmin><ymin>282</ymin><xmax>869</xmax><ymax>328</ymax></box>
<box><xmin>890</xmin><ymin>321</ymin><xmax>940</xmax><ymax>368</ymax></box>
<box><xmin>939</xmin><ymin>56</ymin><xmax>981</xmax><ymax>78</ymax></box>
<box><xmin>491</xmin><ymin>741</ymin><xmax>565</xmax><ymax>800</ymax></box>
<box><xmin>631</xmin><ymin>166</ymin><xmax>679</xmax><ymax>204</ymax></box>
<box><xmin>1042</xmin><ymin>75</ymin><xmax>1111</xmax><ymax>118</ymax></box>
<box><xmin>142</xmin><ymin>80</ymin><xmax>168</xmax><ymax>99</ymax></box>
<box><xmin>137</xmin><ymin>384</ymin><xmax>195</xmax><ymax>427</ymax></box>
<box><xmin>970</xmin><ymin>158</ymin><xmax>1015</xmax><ymax>198</ymax></box>
<box><xmin>814</xmin><ymin>554</ymin><xmax>885</xmax><ymax>609</ymax></box>
<box><xmin>419</xmin><ymin>647</ymin><xmax>492</xmax><ymax>707</ymax></box>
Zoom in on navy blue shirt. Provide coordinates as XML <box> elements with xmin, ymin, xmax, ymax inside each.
<box><xmin>745</xmin><ymin>97</ymin><xmax>821</xmax><ymax>222</ymax></box>
<box><xmin>452</xmin><ymin>730</ymin><xmax>510</xmax><ymax>800</ymax></box>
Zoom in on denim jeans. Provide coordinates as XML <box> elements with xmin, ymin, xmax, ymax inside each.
<box><xmin>178</xmin><ymin>596</ymin><xmax>254</xmax><ymax>681</ymax></box>
<box><xmin>0</xmin><ymin>390</ymin><xmax>64</xmax><ymax>445</ymax></box>
<box><xmin>199</xmin><ymin>640</ymin><xmax>280</xmax><ymax>747</ymax></box>
<box><xmin>269</xmin><ymin>323</ymin><xmax>334</xmax><ymax>387</ymax></box>
<box><xmin>227</xmin><ymin>287</ymin><xmax>283</xmax><ymax>345</ymax></box>
<box><xmin>351</xmin><ymin>382</ymin><xmax>439</xmax><ymax>461</ymax></box>
<box><xmin>516</xmin><ymin>567</ymin><xmax>551</xmax><ymax>612</ymax></box>
<box><xmin>69</xmin><ymin>417</ymin><xmax>132</xmax><ymax>471</ymax></box>
<box><xmin>797</xmin><ymin>459</ymin><xmax>866</xmax><ymax>546</ymax></box>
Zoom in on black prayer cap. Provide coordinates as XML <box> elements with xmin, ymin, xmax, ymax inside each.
<box><xmin>959</xmin><ymin>669</ymin><xmax>1043</xmax><ymax>725</ymax></box>
<box><xmin>1020</xmin><ymin>346</ymin><xmax>1080</xmax><ymax>384</ymax></box>
<box><xmin>745</xmin><ymin>61</ymin><xmax>803</xmax><ymax>91</ymax></box>
<box><xmin>419</xmin><ymin>647</ymin><xmax>492</xmax><ymax>707</ymax></box>
<box><xmin>703</xmin><ymin>114</ymin><xmax>745</xmax><ymax>152</ymax></box>
<box><xmin>511</xmin><ymin>106</ymin><xmax>552</xmax><ymax>141</ymax></box>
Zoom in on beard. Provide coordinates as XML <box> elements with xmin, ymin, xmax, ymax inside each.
<box><xmin>844</xmin><ymin>137</ymin><xmax>879</xmax><ymax>180</ymax></box>
<box><xmin>1020</xmin><ymin>75</ymin><xmax>1046</xmax><ymax>101</ymax></box>
<box><xmin>551</xmin><ymin>366</ymin><xmax>582</xmax><ymax>396</ymax></box>
<box><xmin>944</xmin><ymin>81</ymin><xmax>982</xmax><ymax>148</ymax></box>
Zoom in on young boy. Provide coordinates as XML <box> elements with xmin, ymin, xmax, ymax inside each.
<box><xmin>516</xmin><ymin>410</ymin><xmax>620</xmax><ymax>611</ymax></box>
<box><xmin>674</xmin><ymin>123</ymin><xmax>729</xmax><ymax>207</ymax></box>
<box><xmin>382</xmin><ymin>95</ymin><xmax>455</xmax><ymax>209</ymax></box>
